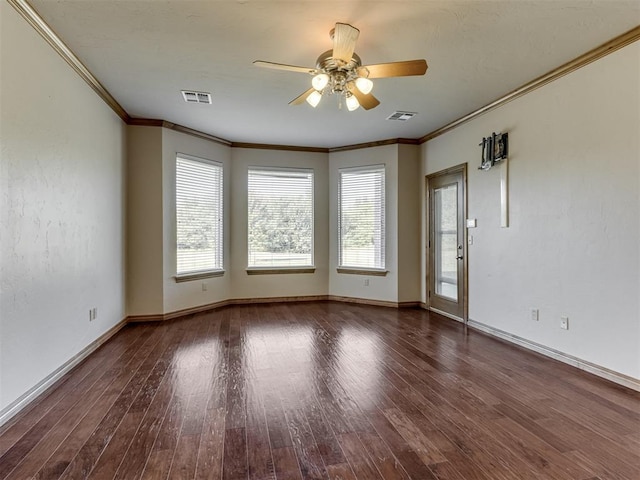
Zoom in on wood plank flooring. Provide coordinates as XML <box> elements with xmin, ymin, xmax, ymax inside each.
<box><xmin>0</xmin><ymin>301</ymin><xmax>638</xmax><ymax>479</ymax></box>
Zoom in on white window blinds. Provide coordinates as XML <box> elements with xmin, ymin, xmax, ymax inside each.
<box><xmin>248</xmin><ymin>168</ymin><xmax>313</xmax><ymax>268</ymax></box>
<box><xmin>176</xmin><ymin>154</ymin><xmax>223</xmax><ymax>275</ymax></box>
<box><xmin>338</xmin><ymin>165</ymin><xmax>385</xmax><ymax>269</ymax></box>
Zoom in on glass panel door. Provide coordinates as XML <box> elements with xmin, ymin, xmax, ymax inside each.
<box><xmin>428</xmin><ymin>167</ymin><xmax>466</xmax><ymax>321</ymax></box>
<box><xmin>434</xmin><ymin>184</ymin><xmax>458</xmax><ymax>301</ymax></box>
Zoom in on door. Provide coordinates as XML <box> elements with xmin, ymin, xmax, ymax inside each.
<box><xmin>427</xmin><ymin>166</ymin><xmax>466</xmax><ymax>321</ymax></box>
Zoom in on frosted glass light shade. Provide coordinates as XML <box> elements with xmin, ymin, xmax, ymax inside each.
<box><xmin>355</xmin><ymin>77</ymin><xmax>373</xmax><ymax>94</ymax></box>
<box><xmin>312</xmin><ymin>73</ymin><xmax>329</xmax><ymax>91</ymax></box>
<box><xmin>306</xmin><ymin>90</ymin><xmax>322</xmax><ymax>107</ymax></box>
<box><xmin>345</xmin><ymin>94</ymin><xmax>360</xmax><ymax>111</ymax></box>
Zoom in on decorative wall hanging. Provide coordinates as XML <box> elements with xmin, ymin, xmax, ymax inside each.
<box><xmin>478</xmin><ymin>132</ymin><xmax>508</xmax><ymax>171</ymax></box>
<box><xmin>478</xmin><ymin>131</ymin><xmax>510</xmax><ymax>227</ymax></box>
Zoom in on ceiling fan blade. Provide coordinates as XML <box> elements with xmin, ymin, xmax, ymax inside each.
<box><xmin>253</xmin><ymin>60</ymin><xmax>316</xmax><ymax>75</ymax></box>
<box><xmin>289</xmin><ymin>87</ymin><xmax>316</xmax><ymax>106</ymax></box>
<box><xmin>360</xmin><ymin>59</ymin><xmax>428</xmax><ymax>78</ymax></box>
<box><xmin>332</xmin><ymin>22</ymin><xmax>360</xmax><ymax>64</ymax></box>
<box><xmin>348</xmin><ymin>86</ymin><xmax>380</xmax><ymax>110</ymax></box>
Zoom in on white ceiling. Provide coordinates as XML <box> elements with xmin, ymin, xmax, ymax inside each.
<box><xmin>30</xmin><ymin>0</ymin><xmax>640</xmax><ymax>149</ymax></box>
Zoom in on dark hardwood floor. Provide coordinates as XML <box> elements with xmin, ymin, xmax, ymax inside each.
<box><xmin>1</xmin><ymin>302</ymin><xmax>638</xmax><ymax>479</ymax></box>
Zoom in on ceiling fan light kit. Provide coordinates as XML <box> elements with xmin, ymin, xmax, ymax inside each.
<box><xmin>311</xmin><ymin>73</ymin><xmax>329</xmax><ymax>91</ymax></box>
<box><xmin>306</xmin><ymin>90</ymin><xmax>322</xmax><ymax>108</ymax></box>
<box><xmin>254</xmin><ymin>22</ymin><xmax>428</xmax><ymax>111</ymax></box>
<box><xmin>345</xmin><ymin>94</ymin><xmax>360</xmax><ymax>111</ymax></box>
<box><xmin>355</xmin><ymin>77</ymin><xmax>373</xmax><ymax>95</ymax></box>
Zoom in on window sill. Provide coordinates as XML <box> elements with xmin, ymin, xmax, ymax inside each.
<box><xmin>246</xmin><ymin>267</ymin><xmax>316</xmax><ymax>275</ymax></box>
<box><xmin>336</xmin><ymin>267</ymin><xmax>388</xmax><ymax>276</ymax></box>
<box><xmin>174</xmin><ymin>270</ymin><xmax>225</xmax><ymax>282</ymax></box>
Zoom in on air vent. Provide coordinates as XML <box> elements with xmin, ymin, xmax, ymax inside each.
<box><xmin>181</xmin><ymin>90</ymin><xmax>212</xmax><ymax>104</ymax></box>
<box><xmin>386</xmin><ymin>111</ymin><xmax>417</xmax><ymax>121</ymax></box>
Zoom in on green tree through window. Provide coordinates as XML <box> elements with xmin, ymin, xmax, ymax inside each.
<box><xmin>248</xmin><ymin>168</ymin><xmax>313</xmax><ymax>267</ymax></box>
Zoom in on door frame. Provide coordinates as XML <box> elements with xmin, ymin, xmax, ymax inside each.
<box><xmin>425</xmin><ymin>163</ymin><xmax>468</xmax><ymax>323</ymax></box>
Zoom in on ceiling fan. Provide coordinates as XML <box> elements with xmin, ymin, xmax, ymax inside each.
<box><xmin>254</xmin><ymin>22</ymin><xmax>428</xmax><ymax>111</ymax></box>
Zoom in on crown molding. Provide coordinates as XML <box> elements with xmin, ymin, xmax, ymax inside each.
<box><xmin>162</xmin><ymin>121</ymin><xmax>232</xmax><ymax>147</ymax></box>
<box><xmin>329</xmin><ymin>137</ymin><xmax>419</xmax><ymax>153</ymax></box>
<box><xmin>419</xmin><ymin>25</ymin><xmax>640</xmax><ymax>143</ymax></box>
<box><xmin>127</xmin><ymin>118</ymin><xmax>232</xmax><ymax>146</ymax></box>
<box><xmin>11</xmin><ymin>0</ymin><xmax>639</xmax><ymax>151</ymax></box>
<box><xmin>7</xmin><ymin>0</ymin><xmax>130</xmax><ymax>123</ymax></box>
<box><xmin>231</xmin><ymin>142</ymin><xmax>329</xmax><ymax>153</ymax></box>
<box><xmin>127</xmin><ymin>118</ymin><xmax>164</xmax><ymax>127</ymax></box>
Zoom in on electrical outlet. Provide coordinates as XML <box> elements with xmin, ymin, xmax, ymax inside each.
<box><xmin>560</xmin><ymin>316</ymin><xmax>569</xmax><ymax>330</ymax></box>
<box><xmin>89</xmin><ymin>309</ymin><xmax>93</xmax><ymax>321</ymax></box>
<box><xmin>364</xmin><ymin>278</ymin><xmax>370</xmax><ymax>286</ymax></box>
<box><xmin>93</xmin><ymin>307</ymin><xmax>97</xmax><ymax>320</ymax></box>
<box><xmin>202</xmin><ymin>282</ymin><xmax>207</xmax><ymax>292</ymax></box>
<box><xmin>531</xmin><ymin>309</ymin><xmax>539</xmax><ymax>321</ymax></box>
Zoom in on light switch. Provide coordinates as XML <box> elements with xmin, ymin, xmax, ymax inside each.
<box><xmin>466</xmin><ymin>218</ymin><xmax>477</xmax><ymax>228</ymax></box>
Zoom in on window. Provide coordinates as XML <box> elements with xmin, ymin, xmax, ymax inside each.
<box><xmin>338</xmin><ymin>165</ymin><xmax>385</xmax><ymax>270</ymax></box>
<box><xmin>176</xmin><ymin>154</ymin><xmax>223</xmax><ymax>277</ymax></box>
<box><xmin>247</xmin><ymin>168</ymin><xmax>313</xmax><ymax>268</ymax></box>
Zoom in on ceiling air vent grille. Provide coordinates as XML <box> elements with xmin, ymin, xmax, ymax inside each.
<box><xmin>386</xmin><ymin>111</ymin><xmax>417</xmax><ymax>121</ymax></box>
<box><xmin>181</xmin><ymin>90</ymin><xmax>212</xmax><ymax>104</ymax></box>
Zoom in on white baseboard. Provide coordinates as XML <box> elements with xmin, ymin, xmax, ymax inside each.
<box><xmin>0</xmin><ymin>318</ymin><xmax>129</xmax><ymax>428</ymax></box>
<box><xmin>467</xmin><ymin>319</ymin><xmax>640</xmax><ymax>392</ymax></box>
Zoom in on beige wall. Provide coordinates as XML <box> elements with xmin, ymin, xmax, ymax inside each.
<box><xmin>127</xmin><ymin>138</ymin><xmax>331</xmax><ymax>312</ymax></box>
<box><xmin>1</xmin><ymin>3</ymin><xmax>127</xmax><ymax>412</ymax></box>
<box><xmin>327</xmin><ymin>144</ymin><xmax>422</xmax><ymax>304</ymax></box>
<box><xmin>127</xmin><ymin>127</ymin><xmax>234</xmax><ymax>315</ymax></box>
<box><xmin>397</xmin><ymin>144</ymin><xmax>422</xmax><ymax>303</ymax></box>
<box><xmin>161</xmin><ymin>129</ymin><xmax>232</xmax><ymax>312</ymax></box>
<box><xmin>126</xmin><ymin>126</ymin><xmax>164</xmax><ymax>315</ymax></box>
<box><xmin>129</xmin><ymin>136</ymin><xmax>420</xmax><ymax>308</ymax></box>
<box><xmin>329</xmin><ymin>144</ymin><xmax>400</xmax><ymax>302</ymax></box>
<box><xmin>126</xmin><ymin>138</ymin><xmax>423</xmax><ymax>308</ymax></box>
<box><xmin>230</xmin><ymin>148</ymin><xmax>330</xmax><ymax>299</ymax></box>
<box><xmin>421</xmin><ymin>41</ymin><xmax>640</xmax><ymax>379</ymax></box>
<box><xmin>127</xmin><ymin>137</ymin><xmax>422</xmax><ymax>310</ymax></box>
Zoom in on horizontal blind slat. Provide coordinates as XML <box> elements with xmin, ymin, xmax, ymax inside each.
<box><xmin>176</xmin><ymin>155</ymin><xmax>223</xmax><ymax>274</ymax></box>
<box><xmin>247</xmin><ymin>168</ymin><xmax>314</xmax><ymax>268</ymax></box>
<box><xmin>338</xmin><ymin>166</ymin><xmax>385</xmax><ymax>269</ymax></box>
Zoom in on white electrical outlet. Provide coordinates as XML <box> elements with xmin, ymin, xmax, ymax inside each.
<box><xmin>364</xmin><ymin>278</ymin><xmax>370</xmax><ymax>286</ymax></box>
<box><xmin>531</xmin><ymin>309</ymin><xmax>539</xmax><ymax>321</ymax></box>
<box><xmin>560</xmin><ymin>316</ymin><xmax>569</xmax><ymax>330</ymax></box>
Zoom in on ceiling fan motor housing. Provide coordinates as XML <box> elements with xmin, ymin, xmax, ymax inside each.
<box><xmin>315</xmin><ymin>50</ymin><xmax>367</xmax><ymax>95</ymax></box>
